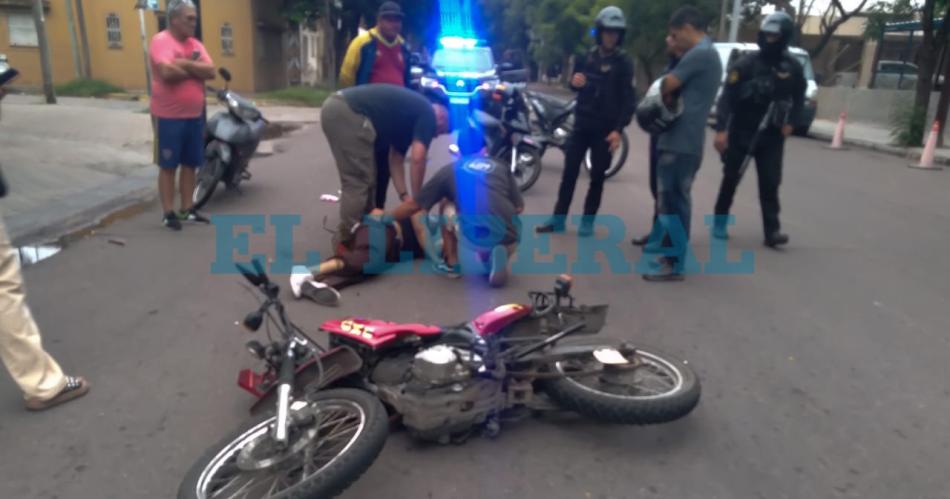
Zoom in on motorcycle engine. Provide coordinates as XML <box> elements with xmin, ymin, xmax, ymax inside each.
<box><xmin>372</xmin><ymin>345</ymin><xmax>504</xmax><ymax>443</ymax></box>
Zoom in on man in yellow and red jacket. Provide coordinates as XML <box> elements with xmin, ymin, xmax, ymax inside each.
<box><xmin>339</xmin><ymin>2</ymin><xmax>412</xmax><ymax>89</ymax></box>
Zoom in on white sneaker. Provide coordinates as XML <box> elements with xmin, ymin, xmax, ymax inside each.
<box><xmin>290</xmin><ymin>266</ymin><xmax>315</xmax><ymax>299</ymax></box>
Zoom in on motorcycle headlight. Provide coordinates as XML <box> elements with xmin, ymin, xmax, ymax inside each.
<box><xmin>421</xmin><ymin>76</ymin><xmax>442</xmax><ymax>90</ymax></box>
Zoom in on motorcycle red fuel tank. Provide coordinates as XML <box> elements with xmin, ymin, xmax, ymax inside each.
<box><xmin>321</xmin><ymin>318</ymin><xmax>442</xmax><ymax>349</ymax></box>
<box><xmin>470</xmin><ymin>303</ymin><xmax>533</xmax><ymax>337</ymax></box>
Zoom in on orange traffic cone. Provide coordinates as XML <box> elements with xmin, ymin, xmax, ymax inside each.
<box><xmin>908</xmin><ymin>121</ymin><xmax>943</xmax><ymax>170</ymax></box>
<box><xmin>826</xmin><ymin>111</ymin><xmax>848</xmax><ymax>150</ymax></box>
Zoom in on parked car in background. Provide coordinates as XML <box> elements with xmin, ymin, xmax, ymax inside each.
<box><xmin>711</xmin><ymin>43</ymin><xmax>819</xmax><ymax>136</ymax></box>
<box><xmin>0</xmin><ymin>54</ymin><xmax>10</xmax><ymax>75</ymax></box>
<box><xmin>874</xmin><ymin>60</ymin><xmax>919</xmax><ymax>90</ymax></box>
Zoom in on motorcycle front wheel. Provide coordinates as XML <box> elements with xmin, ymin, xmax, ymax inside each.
<box><xmin>542</xmin><ymin>343</ymin><xmax>700</xmax><ymax>425</ymax></box>
<box><xmin>508</xmin><ymin>144</ymin><xmax>543</xmax><ymax>192</ymax></box>
<box><xmin>178</xmin><ymin>389</ymin><xmax>389</xmax><ymax>499</ymax></box>
<box><xmin>584</xmin><ymin>133</ymin><xmax>629</xmax><ymax>180</ymax></box>
<box><xmin>193</xmin><ymin>157</ymin><xmax>226</xmax><ymax>211</ymax></box>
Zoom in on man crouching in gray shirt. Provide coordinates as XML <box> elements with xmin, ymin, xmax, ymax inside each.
<box><xmin>643</xmin><ymin>6</ymin><xmax>722</xmax><ymax>282</ymax></box>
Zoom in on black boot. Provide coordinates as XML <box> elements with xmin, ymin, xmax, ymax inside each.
<box><xmin>764</xmin><ymin>232</ymin><xmax>789</xmax><ymax>248</ymax></box>
<box><xmin>536</xmin><ymin>218</ymin><xmax>566</xmax><ymax>234</ymax></box>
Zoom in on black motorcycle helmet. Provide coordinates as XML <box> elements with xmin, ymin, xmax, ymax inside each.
<box><xmin>595</xmin><ymin>6</ymin><xmax>627</xmax><ymax>46</ymax></box>
<box><xmin>758</xmin><ymin>11</ymin><xmax>794</xmax><ymax>62</ymax></box>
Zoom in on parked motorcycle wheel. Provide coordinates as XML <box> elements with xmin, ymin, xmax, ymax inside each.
<box><xmin>584</xmin><ymin>133</ymin><xmax>629</xmax><ymax>179</ymax></box>
<box><xmin>542</xmin><ymin>343</ymin><xmax>700</xmax><ymax>425</ymax></box>
<box><xmin>193</xmin><ymin>157</ymin><xmax>225</xmax><ymax>211</ymax></box>
<box><xmin>178</xmin><ymin>389</ymin><xmax>389</xmax><ymax>499</ymax></box>
<box><xmin>509</xmin><ymin>145</ymin><xmax>543</xmax><ymax>192</ymax></box>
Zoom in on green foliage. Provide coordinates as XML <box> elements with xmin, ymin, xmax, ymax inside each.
<box><xmin>54</xmin><ymin>79</ymin><xmax>124</xmax><ymax>98</ymax></box>
<box><xmin>257</xmin><ymin>86</ymin><xmax>332</xmax><ymax>107</ymax></box>
<box><xmin>865</xmin><ymin>0</ymin><xmax>919</xmax><ymax>40</ymax></box>
<box><xmin>890</xmin><ymin>104</ymin><xmax>927</xmax><ymax>147</ymax></box>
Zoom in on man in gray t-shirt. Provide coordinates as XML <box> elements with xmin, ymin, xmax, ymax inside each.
<box><xmin>644</xmin><ymin>6</ymin><xmax>722</xmax><ymax>282</ymax></box>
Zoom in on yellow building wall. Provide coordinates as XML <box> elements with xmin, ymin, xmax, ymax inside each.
<box><xmin>81</xmin><ymin>0</ymin><xmax>160</xmax><ymax>91</ymax></box>
<box><xmin>199</xmin><ymin>0</ymin><xmax>255</xmax><ymax>94</ymax></box>
<box><xmin>0</xmin><ymin>4</ymin><xmax>77</xmax><ymax>87</ymax></box>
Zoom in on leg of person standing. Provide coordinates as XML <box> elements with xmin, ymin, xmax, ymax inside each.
<box><xmin>373</xmin><ymin>143</ymin><xmax>390</xmax><ymax>210</ymax></box>
<box><xmin>537</xmin><ymin>129</ymin><xmax>593</xmax><ymax>233</ymax></box>
<box><xmin>645</xmin><ymin>151</ymin><xmax>700</xmax><ymax>281</ymax></box>
<box><xmin>177</xmin><ymin>115</ymin><xmax>210</xmax><ymax>224</ymax></box>
<box><xmin>155</xmin><ymin>116</ymin><xmax>184</xmax><ymax>231</ymax></box>
<box><xmin>0</xmin><ymin>218</ymin><xmax>89</xmax><ymax>411</ymax></box>
<box><xmin>632</xmin><ymin>135</ymin><xmax>661</xmax><ymax>246</ymax></box>
<box><xmin>712</xmin><ymin>138</ymin><xmax>750</xmax><ymax>240</ymax></box>
<box><xmin>321</xmin><ymin>94</ymin><xmax>377</xmax><ymax>247</ymax></box>
<box><xmin>581</xmin><ymin>129</ymin><xmax>611</xmax><ymax>236</ymax></box>
<box><xmin>755</xmin><ymin>135</ymin><xmax>788</xmax><ymax>247</ymax></box>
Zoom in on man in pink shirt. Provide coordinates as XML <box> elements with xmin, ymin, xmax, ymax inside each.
<box><xmin>150</xmin><ymin>0</ymin><xmax>216</xmax><ymax>231</ymax></box>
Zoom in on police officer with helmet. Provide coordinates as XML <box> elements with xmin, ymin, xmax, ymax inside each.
<box><xmin>712</xmin><ymin>11</ymin><xmax>806</xmax><ymax>248</ymax></box>
<box><xmin>536</xmin><ymin>6</ymin><xmax>636</xmax><ymax>237</ymax></box>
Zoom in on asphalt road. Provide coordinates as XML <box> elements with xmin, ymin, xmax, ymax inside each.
<box><xmin>2</xmin><ymin>119</ymin><xmax>949</xmax><ymax>499</ymax></box>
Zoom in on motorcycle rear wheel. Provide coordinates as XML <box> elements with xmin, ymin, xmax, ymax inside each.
<box><xmin>542</xmin><ymin>343</ymin><xmax>700</xmax><ymax>425</ymax></box>
<box><xmin>178</xmin><ymin>389</ymin><xmax>388</xmax><ymax>499</ymax></box>
<box><xmin>584</xmin><ymin>133</ymin><xmax>629</xmax><ymax>180</ymax></box>
<box><xmin>193</xmin><ymin>158</ymin><xmax>225</xmax><ymax>211</ymax></box>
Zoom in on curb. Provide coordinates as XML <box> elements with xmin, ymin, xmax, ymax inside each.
<box><xmin>808</xmin><ymin>128</ymin><xmax>950</xmax><ymax>166</ymax></box>
<box><xmin>6</xmin><ymin>168</ymin><xmax>157</xmax><ymax>247</ymax></box>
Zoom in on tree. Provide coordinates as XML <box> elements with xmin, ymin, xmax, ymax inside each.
<box><xmin>747</xmin><ymin>0</ymin><xmax>871</xmax><ymax>59</ymax></box>
<box><xmin>915</xmin><ymin>0</ymin><xmax>950</xmax><ymax>145</ymax></box>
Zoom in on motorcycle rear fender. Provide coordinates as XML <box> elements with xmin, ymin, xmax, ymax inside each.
<box><xmin>245</xmin><ymin>346</ymin><xmax>364</xmax><ymax>414</ymax></box>
<box><xmin>206</xmin><ymin>140</ymin><xmax>232</xmax><ymax>164</ymax></box>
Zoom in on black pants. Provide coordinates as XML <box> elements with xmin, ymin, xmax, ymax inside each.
<box><xmin>374</xmin><ymin>144</ymin><xmax>389</xmax><ymax>209</ymax></box>
<box><xmin>648</xmin><ymin>134</ymin><xmax>659</xmax><ymax>222</ymax></box>
<box><xmin>714</xmin><ymin>133</ymin><xmax>785</xmax><ymax>237</ymax></box>
<box><xmin>553</xmin><ymin>127</ymin><xmax>611</xmax><ymax>217</ymax></box>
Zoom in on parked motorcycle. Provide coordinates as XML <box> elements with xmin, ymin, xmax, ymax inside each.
<box><xmin>178</xmin><ymin>260</ymin><xmax>389</xmax><ymax>499</ymax></box>
<box><xmin>519</xmin><ymin>87</ymin><xmax>630</xmax><ymax>181</ymax></box>
<box><xmin>193</xmin><ymin>68</ymin><xmax>268</xmax><ymax>211</ymax></box>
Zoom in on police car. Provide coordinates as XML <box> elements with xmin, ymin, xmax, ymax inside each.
<box><xmin>711</xmin><ymin>42</ymin><xmax>819</xmax><ymax>135</ymax></box>
<box><xmin>418</xmin><ymin>37</ymin><xmax>501</xmax><ymax>105</ymax></box>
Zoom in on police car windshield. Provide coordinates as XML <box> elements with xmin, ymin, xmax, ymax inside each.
<box><xmin>433</xmin><ymin>47</ymin><xmax>494</xmax><ymax>73</ymax></box>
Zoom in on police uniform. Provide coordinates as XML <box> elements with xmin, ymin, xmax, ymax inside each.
<box><xmin>713</xmin><ymin>14</ymin><xmax>806</xmax><ymax>245</ymax></box>
<box><xmin>538</xmin><ymin>6</ymin><xmax>635</xmax><ymax>235</ymax></box>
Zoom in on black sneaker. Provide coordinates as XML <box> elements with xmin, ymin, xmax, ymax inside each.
<box><xmin>642</xmin><ymin>257</ymin><xmax>685</xmax><ymax>282</ymax></box>
<box><xmin>163</xmin><ymin>211</ymin><xmax>182</xmax><ymax>231</ymax></box>
<box><xmin>535</xmin><ymin>220</ymin><xmax>565</xmax><ymax>234</ymax></box>
<box><xmin>179</xmin><ymin>209</ymin><xmax>211</xmax><ymax>224</ymax></box>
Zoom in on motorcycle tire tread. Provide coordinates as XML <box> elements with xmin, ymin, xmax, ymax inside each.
<box><xmin>177</xmin><ymin>388</ymin><xmax>389</xmax><ymax>499</ymax></box>
<box><xmin>541</xmin><ymin>346</ymin><xmax>701</xmax><ymax>425</ymax></box>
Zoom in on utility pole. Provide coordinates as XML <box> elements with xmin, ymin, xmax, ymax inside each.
<box><xmin>75</xmin><ymin>0</ymin><xmax>92</xmax><ymax>78</ymax></box>
<box><xmin>31</xmin><ymin>0</ymin><xmax>56</xmax><ymax>104</ymax></box>
<box><xmin>64</xmin><ymin>0</ymin><xmax>82</xmax><ymax>78</ymax></box>
<box><xmin>718</xmin><ymin>0</ymin><xmax>729</xmax><ymax>40</ymax></box>
<box><xmin>135</xmin><ymin>0</ymin><xmax>153</xmax><ymax>96</ymax></box>
<box><xmin>729</xmin><ymin>0</ymin><xmax>743</xmax><ymax>43</ymax></box>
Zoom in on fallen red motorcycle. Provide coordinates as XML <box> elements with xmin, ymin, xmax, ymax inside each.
<box><xmin>179</xmin><ymin>262</ymin><xmax>701</xmax><ymax>498</ymax></box>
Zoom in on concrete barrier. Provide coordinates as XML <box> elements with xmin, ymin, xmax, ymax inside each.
<box><xmin>816</xmin><ymin>87</ymin><xmax>942</xmax><ymax>126</ymax></box>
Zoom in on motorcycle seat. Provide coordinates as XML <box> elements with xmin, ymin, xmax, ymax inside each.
<box><xmin>527</xmin><ymin>92</ymin><xmax>573</xmax><ymax>117</ymax></box>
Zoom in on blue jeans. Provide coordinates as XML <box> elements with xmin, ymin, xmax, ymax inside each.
<box><xmin>652</xmin><ymin>151</ymin><xmax>702</xmax><ymax>258</ymax></box>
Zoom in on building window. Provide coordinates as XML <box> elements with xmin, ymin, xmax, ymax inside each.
<box><xmin>106</xmin><ymin>13</ymin><xmax>122</xmax><ymax>49</ymax></box>
<box><xmin>221</xmin><ymin>23</ymin><xmax>234</xmax><ymax>56</ymax></box>
<box><xmin>7</xmin><ymin>13</ymin><xmax>38</xmax><ymax>47</ymax></box>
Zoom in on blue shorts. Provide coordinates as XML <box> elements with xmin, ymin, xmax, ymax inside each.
<box><xmin>153</xmin><ymin>116</ymin><xmax>205</xmax><ymax>169</ymax></box>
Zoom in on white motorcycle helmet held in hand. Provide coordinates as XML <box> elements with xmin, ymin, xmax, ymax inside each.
<box><xmin>635</xmin><ymin>76</ymin><xmax>684</xmax><ymax>135</ymax></box>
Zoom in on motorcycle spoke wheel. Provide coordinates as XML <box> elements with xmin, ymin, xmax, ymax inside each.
<box><xmin>180</xmin><ymin>389</ymin><xmax>389</xmax><ymax>499</ymax></box>
<box><xmin>556</xmin><ymin>350</ymin><xmax>683</xmax><ymax>400</ymax></box>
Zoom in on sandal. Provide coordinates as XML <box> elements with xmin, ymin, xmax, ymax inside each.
<box><xmin>25</xmin><ymin>376</ymin><xmax>90</xmax><ymax>412</ymax></box>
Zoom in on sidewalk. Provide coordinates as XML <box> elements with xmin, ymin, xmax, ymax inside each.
<box><xmin>809</xmin><ymin>118</ymin><xmax>950</xmax><ymax>166</ymax></box>
<box><xmin>0</xmin><ymin>94</ymin><xmax>317</xmax><ymax>246</ymax></box>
